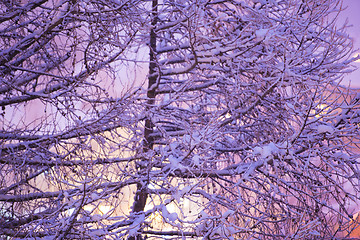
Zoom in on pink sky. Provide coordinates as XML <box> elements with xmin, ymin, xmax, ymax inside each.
<box><xmin>340</xmin><ymin>0</ymin><xmax>360</xmax><ymax>87</ymax></box>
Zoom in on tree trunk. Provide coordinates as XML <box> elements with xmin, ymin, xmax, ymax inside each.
<box><xmin>130</xmin><ymin>1</ymin><xmax>158</xmax><ymax>239</ymax></box>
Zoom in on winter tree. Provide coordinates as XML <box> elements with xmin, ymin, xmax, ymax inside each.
<box><xmin>1</xmin><ymin>0</ymin><xmax>360</xmax><ymax>239</ymax></box>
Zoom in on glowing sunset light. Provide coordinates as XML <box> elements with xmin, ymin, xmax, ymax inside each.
<box><xmin>99</xmin><ymin>205</ymin><xmax>113</xmax><ymax>215</ymax></box>
<box><xmin>354</xmin><ymin>53</ymin><xmax>360</xmax><ymax>63</ymax></box>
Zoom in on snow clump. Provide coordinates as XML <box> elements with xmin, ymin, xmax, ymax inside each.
<box><xmin>317</xmin><ymin>124</ymin><xmax>334</xmax><ymax>134</ymax></box>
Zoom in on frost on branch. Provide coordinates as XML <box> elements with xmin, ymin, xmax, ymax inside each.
<box><xmin>1</xmin><ymin>0</ymin><xmax>360</xmax><ymax>239</ymax></box>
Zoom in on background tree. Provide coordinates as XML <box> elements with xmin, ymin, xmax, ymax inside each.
<box><xmin>1</xmin><ymin>0</ymin><xmax>360</xmax><ymax>239</ymax></box>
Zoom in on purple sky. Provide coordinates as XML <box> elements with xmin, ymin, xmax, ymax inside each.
<box><xmin>340</xmin><ymin>0</ymin><xmax>360</xmax><ymax>87</ymax></box>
